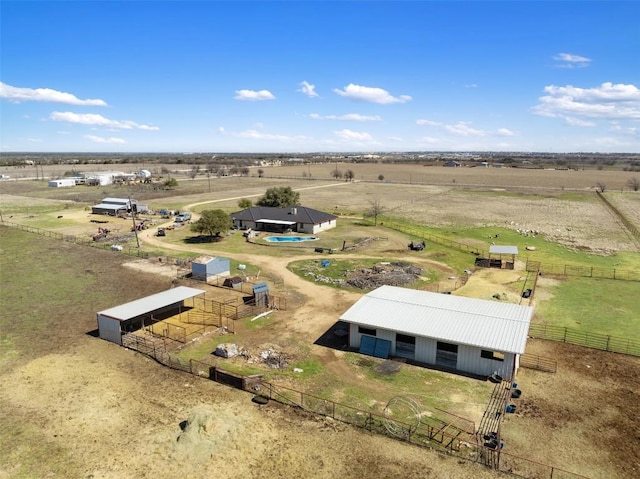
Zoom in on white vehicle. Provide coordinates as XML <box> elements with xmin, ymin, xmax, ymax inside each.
<box><xmin>0</xmin><ymin>174</ymin><xmax>10</xmax><ymax>179</ymax></box>
<box><xmin>175</xmin><ymin>213</ymin><xmax>192</xmax><ymax>223</ymax></box>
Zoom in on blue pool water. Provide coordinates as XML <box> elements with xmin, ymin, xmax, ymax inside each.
<box><xmin>266</xmin><ymin>236</ymin><xmax>318</xmax><ymax>242</ymax></box>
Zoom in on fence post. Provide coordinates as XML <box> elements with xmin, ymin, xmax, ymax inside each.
<box><xmin>606</xmin><ymin>336</ymin><xmax>611</xmax><ymax>351</ymax></box>
<box><xmin>563</xmin><ymin>328</ymin><xmax>567</xmax><ymax>343</ymax></box>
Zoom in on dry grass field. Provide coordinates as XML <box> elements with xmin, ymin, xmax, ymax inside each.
<box><xmin>1</xmin><ymin>164</ymin><xmax>639</xmax><ymax>479</ymax></box>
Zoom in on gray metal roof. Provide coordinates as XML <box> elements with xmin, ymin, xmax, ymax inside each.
<box><xmin>92</xmin><ymin>203</ymin><xmax>126</xmax><ymax>211</ymax></box>
<box><xmin>489</xmin><ymin>245</ymin><xmax>519</xmax><ymax>255</ymax></box>
<box><xmin>340</xmin><ymin>285</ymin><xmax>533</xmax><ymax>354</ymax></box>
<box><xmin>231</xmin><ymin>206</ymin><xmax>337</xmax><ymax>225</ymax></box>
<box><xmin>98</xmin><ymin>286</ymin><xmax>205</xmax><ymax>320</ymax></box>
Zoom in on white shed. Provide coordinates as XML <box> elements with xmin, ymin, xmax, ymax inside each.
<box><xmin>48</xmin><ymin>178</ymin><xmax>77</xmax><ymax>188</ymax></box>
<box><xmin>340</xmin><ymin>285</ymin><xmax>533</xmax><ymax>380</ymax></box>
<box><xmin>96</xmin><ymin>286</ymin><xmax>205</xmax><ymax>345</ymax></box>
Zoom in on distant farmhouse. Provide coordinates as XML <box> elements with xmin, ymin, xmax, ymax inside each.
<box><xmin>231</xmin><ymin>206</ymin><xmax>337</xmax><ymax>234</ymax></box>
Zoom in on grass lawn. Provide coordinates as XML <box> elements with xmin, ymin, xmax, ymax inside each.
<box><xmin>534</xmin><ymin>277</ymin><xmax>640</xmax><ymax>339</ymax></box>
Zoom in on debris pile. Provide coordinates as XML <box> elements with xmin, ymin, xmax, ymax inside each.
<box><xmin>347</xmin><ymin>262</ymin><xmax>423</xmax><ymax>289</ymax></box>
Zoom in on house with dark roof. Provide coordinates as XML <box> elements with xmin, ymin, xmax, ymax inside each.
<box><xmin>231</xmin><ymin>206</ymin><xmax>337</xmax><ymax>234</ymax></box>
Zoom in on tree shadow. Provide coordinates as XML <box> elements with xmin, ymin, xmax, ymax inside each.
<box><xmin>184</xmin><ymin>235</ymin><xmax>222</xmax><ymax>244</ymax></box>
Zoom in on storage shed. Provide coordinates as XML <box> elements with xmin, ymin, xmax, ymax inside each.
<box><xmin>48</xmin><ymin>178</ymin><xmax>77</xmax><ymax>188</ymax></box>
<box><xmin>191</xmin><ymin>256</ymin><xmax>230</xmax><ymax>283</ymax></box>
<box><xmin>96</xmin><ymin>286</ymin><xmax>205</xmax><ymax>345</ymax></box>
<box><xmin>91</xmin><ymin>197</ymin><xmax>138</xmax><ymax>216</ymax></box>
<box><xmin>340</xmin><ymin>285</ymin><xmax>533</xmax><ymax>380</ymax></box>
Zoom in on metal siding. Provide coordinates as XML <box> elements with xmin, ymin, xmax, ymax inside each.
<box><xmin>98</xmin><ymin>315</ymin><xmax>122</xmax><ymax>344</ymax></box>
<box><xmin>340</xmin><ymin>285</ymin><xmax>532</xmax><ymax>354</ymax></box>
<box><xmin>415</xmin><ymin>336</ymin><xmax>437</xmax><ymax>364</ymax></box>
<box><xmin>349</xmin><ymin>323</ymin><xmax>359</xmax><ymax>348</ymax></box>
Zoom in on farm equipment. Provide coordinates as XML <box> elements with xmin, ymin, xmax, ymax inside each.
<box><xmin>408</xmin><ymin>240</ymin><xmax>426</xmax><ymax>251</ymax></box>
<box><xmin>156</xmin><ymin>227</ymin><xmax>166</xmax><ymax>237</ymax></box>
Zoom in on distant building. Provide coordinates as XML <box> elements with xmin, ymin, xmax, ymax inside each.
<box><xmin>48</xmin><ymin>178</ymin><xmax>77</xmax><ymax>188</ymax></box>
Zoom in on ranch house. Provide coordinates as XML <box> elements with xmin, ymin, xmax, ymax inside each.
<box><xmin>340</xmin><ymin>285</ymin><xmax>534</xmax><ymax>380</ymax></box>
<box><xmin>231</xmin><ymin>206</ymin><xmax>337</xmax><ymax>234</ymax></box>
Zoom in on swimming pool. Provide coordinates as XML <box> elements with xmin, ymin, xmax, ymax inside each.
<box><xmin>266</xmin><ymin>236</ymin><xmax>318</xmax><ymax>242</ymax></box>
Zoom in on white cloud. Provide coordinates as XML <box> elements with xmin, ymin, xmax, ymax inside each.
<box><xmin>416</xmin><ymin>119</ymin><xmax>442</xmax><ymax>126</ymax></box>
<box><xmin>389</xmin><ymin>136</ymin><xmax>403</xmax><ymax>142</ymax></box>
<box><xmin>84</xmin><ymin>135</ymin><xmax>126</xmax><ymax>144</ymax></box>
<box><xmin>333</xmin><ymin>129</ymin><xmax>374</xmax><ymax>141</ymax></box>
<box><xmin>50</xmin><ymin>112</ymin><xmax>159</xmax><ymax>130</ymax></box>
<box><xmin>465</xmin><ymin>83</ymin><xmax>478</xmax><ymax>88</ymax></box>
<box><xmin>333</xmin><ymin>84</ymin><xmax>411</xmax><ymax>104</ymax></box>
<box><xmin>234</xmin><ymin>129</ymin><xmax>307</xmax><ymax>142</ymax></box>
<box><xmin>234</xmin><ymin>89</ymin><xmax>275</xmax><ymax>101</ymax></box>
<box><xmin>444</xmin><ymin>122</ymin><xmax>485</xmax><ymax>136</ymax></box>
<box><xmin>309</xmin><ymin>113</ymin><xmax>381</xmax><ymax>121</ymax></box>
<box><xmin>298</xmin><ymin>81</ymin><xmax>318</xmax><ymax>98</ymax></box>
<box><xmin>553</xmin><ymin>53</ymin><xmax>591</xmax><ymax>68</ymax></box>
<box><xmin>27</xmin><ymin>138</ymin><xmax>43</xmax><ymax>143</ymax></box>
<box><xmin>565</xmin><ymin>117</ymin><xmax>596</xmax><ymax>127</ymax></box>
<box><xmin>496</xmin><ymin>128</ymin><xmax>516</xmax><ymax>136</ymax></box>
<box><xmin>532</xmin><ymin>82</ymin><xmax>640</xmax><ymax>121</ymax></box>
<box><xmin>0</xmin><ymin>82</ymin><xmax>107</xmax><ymax>106</ymax></box>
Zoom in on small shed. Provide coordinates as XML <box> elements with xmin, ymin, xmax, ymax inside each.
<box><xmin>253</xmin><ymin>282</ymin><xmax>270</xmax><ymax>308</ymax></box>
<box><xmin>48</xmin><ymin>178</ymin><xmax>76</xmax><ymax>188</ymax></box>
<box><xmin>191</xmin><ymin>256</ymin><xmax>230</xmax><ymax>283</ymax></box>
<box><xmin>488</xmin><ymin>245</ymin><xmax>519</xmax><ymax>270</ymax></box>
<box><xmin>96</xmin><ymin>286</ymin><xmax>205</xmax><ymax>345</ymax></box>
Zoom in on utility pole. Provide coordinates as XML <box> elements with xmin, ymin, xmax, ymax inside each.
<box><xmin>129</xmin><ymin>196</ymin><xmax>140</xmax><ymax>249</ymax></box>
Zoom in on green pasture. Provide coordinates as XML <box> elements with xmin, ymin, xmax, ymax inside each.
<box><xmin>534</xmin><ymin>277</ymin><xmax>640</xmax><ymax>339</ymax></box>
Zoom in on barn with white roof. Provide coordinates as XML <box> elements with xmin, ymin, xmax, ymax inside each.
<box><xmin>340</xmin><ymin>285</ymin><xmax>533</xmax><ymax>379</ymax></box>
<box><xmin>96</xmin><ymin>286</ymin><xmax>205</xmax><ymax>345</ymax></box>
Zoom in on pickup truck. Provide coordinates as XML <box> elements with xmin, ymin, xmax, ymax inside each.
<box><xmin>174</xmin><ymin>213</ymin><xmax>191</xmax><ymax>223</ymax></box>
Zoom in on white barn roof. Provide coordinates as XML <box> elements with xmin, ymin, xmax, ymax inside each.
<box><xmin>340</xmin><ymin>285</ymin><xmax>533</xmax><ymax>354</ymax></box>
<box><xmin>98</xmin><ymin>286</ymin><xmax>205</xmax><ymax>320</ymax></box>
<box><xmin>489</xmin><ymin>245</ymin><xmax>518</xmax><ymax>255</ymax></box>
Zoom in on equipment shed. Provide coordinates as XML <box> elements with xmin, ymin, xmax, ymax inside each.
<box><xmin>96</xmin><ymin>286</ymin><xmax>205</xmax><ymax>345</ymax></box>
<box><xmin>340</xmin><ymin>285</ymin><xmax>533</xmax><ymax>380</ymax></box>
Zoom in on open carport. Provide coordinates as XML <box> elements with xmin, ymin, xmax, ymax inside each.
<box><xmin>96</xmin><ymin>286</ymin><xmax>206</xmax><ymax>345</ymax></box>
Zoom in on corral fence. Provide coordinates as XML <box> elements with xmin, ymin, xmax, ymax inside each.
<box><xmin>121</xmin><ymin>337</ymin><xmax>591</xmax><ymax>479</ymax></box>
<box><xmin>529</xmin><ymin>324</ymin><xmax>640</xmax><ymax>357</ymax></box>
<box><xmin>376</xmin><ymin>221</ymin><xmax>640</xmax><ymax>283</ymax></box>
<box><xmin>381</xmin><ymin>220</ymin><xmax>487</xmax><ymax>256</ymax></box>
<box><xmin>519</xmin><ymin>353</ymin><xmax>557</xmax><ymax>373</ymax></box>
<box><xmin>526</xmin><ymin>260</ymin><xmax>640</xmax><ymax>282</ymax></box>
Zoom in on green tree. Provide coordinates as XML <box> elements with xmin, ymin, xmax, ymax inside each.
<box><xmin>256</xmin><ymin>186</ymin><xmax>300</xmax><ymax>207</ymax></box>
<box><xmin>238</xmin><ymin>198</ymin><xmax>252</xmax><ymax>209</ymax></box>
<box><xmin>163</xmin><ymin>178</ymin><xmax>178</xmax><ymax>189</ymax></box>
<box><xmin>190</xmin><ymin>209</ymin><xmax>231</xmax><ymax>239</ymax></box>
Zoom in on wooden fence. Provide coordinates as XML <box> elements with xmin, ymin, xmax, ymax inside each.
<box><xmin>529</xmin><ymin>323</ymin><xmax>640</xmax><ymax>357</ymax></box>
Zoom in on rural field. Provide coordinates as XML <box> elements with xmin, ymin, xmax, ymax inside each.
<box><xmin>1</xmin><ymin>164</ymin><xmax>639</xmax><ymax>479</ymax></box>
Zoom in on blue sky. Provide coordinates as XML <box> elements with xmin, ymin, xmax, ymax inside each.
<box><xmin>1</xmin><ymin>1</ymin><xmax>639</xmax><ymax>153</ymax></box>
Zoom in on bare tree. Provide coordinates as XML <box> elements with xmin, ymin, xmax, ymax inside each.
<box><xmin>344</xmin><ymin>169</ymin><xmax>355</xmax><ymax>182</ymax></box>
<box><xmin>189</xmin><ymin>165</ymin><xmax>200</xmax><ymax>179</ymax></box>
<box><xmin>331</xmin><ymin>168</ymin><xmax>343</xmax><ymax>179</ymax></box>
<box><xmin>364</xmin><ymin>199</ymin><xmax>384</xmax><ymax>226</ymax></box>
<box><xmin>596</xmin><ymin>181</ymin><xmax>607</xmax><ymax>193</ymax></box>
<box><xmin>258</xmin><ymin>168</ymin><xmax>264</xmax><ymax>178</ymax></box>
<box><xmin>627</xmin><ymin>177</ymin><xmax>640</xmax><ymax>191</ymax></box>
